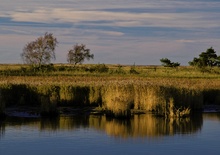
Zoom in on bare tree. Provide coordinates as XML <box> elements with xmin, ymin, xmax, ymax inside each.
<box><xmin>67</xmin><ymin>44</ymin><xmax>94</xmax><ymax>66</ymax></box>
<box><xmin>21</xmin><ymin>32</ymin><xmax>58</xmax><ymax>68</ymax></box>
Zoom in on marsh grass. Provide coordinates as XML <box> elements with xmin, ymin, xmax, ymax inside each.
<box><xmin>0</xmin><ymin>64</ymin><xmax>220</xmax><ymax>117</ymax></box>
<box><xmin>0</xmin><ymin>76</ymin><xmax>218</xmax><ymax>117</ymax></box>
<box><xmin>155</xmin><ymin>98</ymin><xmax>191</xmax><ymax>118</ymax></box>
<box><xmin>102</xmin><ymin>83</ymin><xmax>134</xmax><ymax>117</ymax></box>
<box><xmin>101</xmin><ymin>83</ymin><xmax>203</xmax><ymax>117</ymax></box>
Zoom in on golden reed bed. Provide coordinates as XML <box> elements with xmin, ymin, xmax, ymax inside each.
<box><xmin>0</xmin><ymin>75</ymin><xmax>220</xmax><ymax>117</ymax></box>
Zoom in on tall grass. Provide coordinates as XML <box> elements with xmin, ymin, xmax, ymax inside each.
<box><xmin>101</xmin><ymin>82</ymin><xmax>204</xmax><ymax>117</ymax></box>
<box><xmin>0</xmin><ymin>76</ymin><xmax>218</xmax><ymax>115</ymax></box>
<box><xmin>102</xmin><ymin>83</ymin><xmax>134</xmax><ymax>117</ymax></box>
<box><xmin>0</xmin><ymin>64</ymin><xmax>220</xmax><ymax>117</ymax></box>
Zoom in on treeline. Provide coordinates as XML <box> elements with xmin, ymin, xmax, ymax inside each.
<box><xmin>160</xmin><ymin>47</ymin><xmax>220</xmax><ymax>70</ymax></box>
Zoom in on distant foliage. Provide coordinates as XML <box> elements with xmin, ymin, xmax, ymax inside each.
<box><xmin>67</xmin><ymin>44</ymin><xmax>94</xmax><ymax>66</ymax></box>
<box><xmin>129</xmin><ymin>63</ymin><xmax>139</xmax><ymax>74</ymax></box>
<box><xmin>90</xmin><ymin>64</ymin><xmax>109</xmax><ymax>73</ymax></box>
<box><xmin>160</xmin><ymin>58</ymin><xmax>180</xmax><ymax>67</ymax></box>
<box><xmin>114</xmin><ymin>64</ymin><xmax>126</xmax><ymax>74</ymax></box>
<box><xmin>21</xmin><ymin>32</ymin><xmax>58</xmax><ymax>68</ymax></box>
<box><xmin>189</xmin><ymin>47</ymin><xmax>220</xmax><ymax>68</ymax></box>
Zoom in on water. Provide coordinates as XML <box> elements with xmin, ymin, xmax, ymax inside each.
<box><xmin>0</xmin><ymin>113</ymin><xmax>220</xmax><ymax>155</ymax></box>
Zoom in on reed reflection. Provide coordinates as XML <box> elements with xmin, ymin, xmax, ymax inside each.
<box><xmin>90</xmin><ymin>114</ymin><xmax>203</xmax><ymax>139</ymax></box>
<box><xmin>40</xmin><ymin>115</ymin><xmax>90</xmax><ymax>131</ymax></box>
<box><xmin>0</xmin><ymin>113</ymin><xmax>205</xmax><ymax>139</ymax></box>
<box><xmin>203</xmin><ymin>113</ymin><xmax>220</xmax><ymax>121</ymax></box>
<box><xmin>0</xmin><ymin>121</ymin><xmax>5</xmax><ymax>139</ymax></box>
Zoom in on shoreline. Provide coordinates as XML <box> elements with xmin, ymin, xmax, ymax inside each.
<box><xmin>0</xmin><ymin>78</ymin><xmax>220</xmax><ymax>118</ymax></box>
<box><xmin>3</xmin><ymin>105</ymin><xmax>220</xmax><ymax>119</ymax></box>
<box><xmin>0</xmin><ymin>64</ymin><xmax>220</xmax><ymax>118</ymax></box>
<box><xmin>4</xmin><ymin>106</ymin><xmax>149</xmax><ymax>118</ymax></box>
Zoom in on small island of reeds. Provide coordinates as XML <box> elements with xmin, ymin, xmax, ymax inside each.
<box><xmin>0</xmin><ymin>64</ymin><xmax>220</xmax><ymax>118</ymax></box>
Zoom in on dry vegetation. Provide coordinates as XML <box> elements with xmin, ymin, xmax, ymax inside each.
<box><xmin>0</xmin><ymin>64</ymin><xmax>220</xmax><ymax>117</ymax></box>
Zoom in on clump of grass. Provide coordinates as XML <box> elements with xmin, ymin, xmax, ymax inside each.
<box><xmin>89</xmin><ymin>64</ymin><xmax>109</xmax><ymax>73</ymax></box>
<box><xmin>129</xmin><ymin>63</ymin><xmax>139</xmax><ymax>74</ymax></box>
<box><xmin>88</xmin><ymin>86</ymin><xmax>102</xmax><ymax>106</ymax></box>
<box><xmin>134</xmin><ymin>84</ymin><xmax>162</xmax><ymax>111</ymax></box>
<box><xmin>163</xmin><ymin>98</ymin><xmax>191</xmax><ymax>118</ymax></box>
<box><xmin>102</xmin><ymin>83</ymin><xmax>134</xmax><ymax>117</ymax></box>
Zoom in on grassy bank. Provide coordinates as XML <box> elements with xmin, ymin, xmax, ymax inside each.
<box><xmin>0</xmin><ymin>64</ymin><xmax>220</xmax><ymax>117</ymax></box>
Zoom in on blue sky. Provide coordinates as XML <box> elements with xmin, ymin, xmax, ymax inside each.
<box><xmin>1</xmin><ymin>0</ymin><xmax>220</xmax><ymax>65</ymax></box>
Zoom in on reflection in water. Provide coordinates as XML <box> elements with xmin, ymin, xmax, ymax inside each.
<box><xmin>91</xmin><ymin>114</ymin><xmax>203</xmax><ymax>139</ymax></box>
<box><xmin>203</xmin><ymin>113</ymin><xmax>220</xmax><ymax>121</ymax></box>
<box><xmin>0</xmin><ymin>121</ymin><xmax>5</xmax><ymax>139</ymax></box>
<box><xmin>0</xmin><ymin>113</ymin><xmax>205</xmax><ymax>139</ymax></box>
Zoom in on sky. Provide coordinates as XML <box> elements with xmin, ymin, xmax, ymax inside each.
<box><xmin>1</xmin><ymin>0</ymin><xmax>220</xmax><ymax>65</ymax></box>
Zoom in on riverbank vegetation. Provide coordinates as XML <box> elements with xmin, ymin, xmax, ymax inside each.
<box><xmin>0</xmin><ymin>63</ymin><xmax>220</xmax><ymax>118</ymax></box>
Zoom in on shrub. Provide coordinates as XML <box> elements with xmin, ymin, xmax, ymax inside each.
<box><xmin>90</xmin><ymin>64</ymin><xmax>109</xmax><ymax>73</ymax></box>
<box><xmin>129</xmin><ymin>63</ymin><xmax>139</xmax><ymax>74</ymax></box>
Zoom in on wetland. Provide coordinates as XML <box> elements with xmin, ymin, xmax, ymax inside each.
<box><xmin>1</xmin><ymin>64</ymin><xmax>220</xmax><ymax>154</ymax></box>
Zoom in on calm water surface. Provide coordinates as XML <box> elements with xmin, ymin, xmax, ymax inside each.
<box><xmin>0</xmin><ymin>113</ymin><xmax>220</xmax><ymax>155</ymax></box>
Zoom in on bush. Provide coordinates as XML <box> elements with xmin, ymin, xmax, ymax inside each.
<box><xmin>130</xmin><ymin>64</ymin><xmax>139</xmax><ymax>74</ymax></box>
<box><xmin>30</xmin><ymin>64</ymin><xmax>55</xmax><ymax>72</ymax></box>
<box><xmin>114</xmin><ymin>64</ymin><xmax>126</xmax><ymax>74</ymax></box>
<box><xmin>88</xmin><ymin>64</ymin><xmax>109</xmax><ymax>73</ymax></box>
<box><xmin>160</xmin><ymin>58</ymin><xmax>180</xmax><ymax>67</ymax></box>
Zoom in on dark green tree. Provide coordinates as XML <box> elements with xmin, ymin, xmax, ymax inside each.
<box><xmin>189</xmin><ymin>47</ymin><xmax>220</xmax><ymax>67</ymax></box>
<box><xmin>67</xmin><ymin>44</ymin><xmax>94</xmax><ymax>66</ymax></box>
<box><xmin>160</xmin><ymin>58</ymin><xmax>180</xmax><ymax>67</ymax></box>
<box><xmin>21</xmin><ymin>32</ymin><xmax>58</xmax><ymax>68</ymax></box>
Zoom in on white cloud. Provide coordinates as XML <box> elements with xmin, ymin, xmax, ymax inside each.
<box><xmin>6</xmin><ymin>7</ymin><xmax>219</xmax><ymax>29</ymax></box>
<box><xmin>1</xmin><ymin>0</ymin><xmax>220</xmax><ymax>65</ymax></box>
